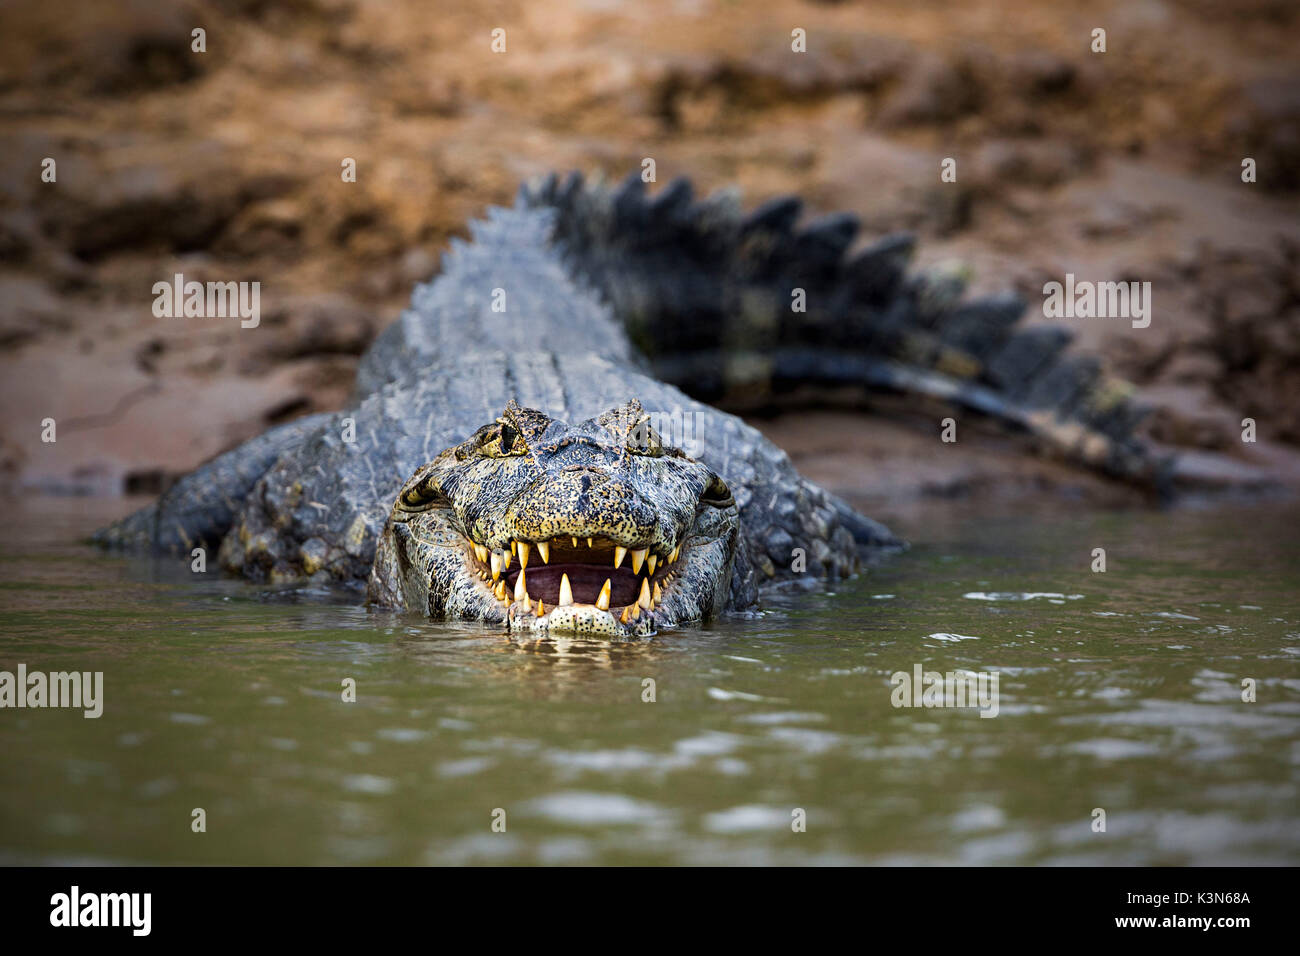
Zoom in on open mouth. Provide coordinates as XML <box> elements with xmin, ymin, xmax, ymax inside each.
<box><xmin>464</xmin><ymin>534</ymin><xmax>682</xmax><ymax>626</ymax></box>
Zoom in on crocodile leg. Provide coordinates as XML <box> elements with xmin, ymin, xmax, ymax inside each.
<box><xmin>93</xmin><ymin>413</ymin><xmax>331</xmax><ymax>557</ymax></box>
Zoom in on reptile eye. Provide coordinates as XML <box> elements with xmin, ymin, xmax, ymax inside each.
<box><xmin>396</xmin><ymin>475</ymin><xmax>450</xmax><ymax>513</ymax></box>
<box><xmin>627</xmin><ymin>417</ymin><xmax>664</xmax><ymax>457</ymax></box>
<box><xmin>477</xmin><ymin>418</ymin><xmax>526</xmax><ymax>458</ymax></box>
<box><xmin>699</xmin><ymin>475</ymin><xmax>734</xmax><ymax>508</ymax></box>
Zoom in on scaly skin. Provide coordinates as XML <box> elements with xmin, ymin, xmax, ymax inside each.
<box><xmin>97</xmin><ymin>170</ymin><xmax>1165</xmax><ymax>637</ymax></box>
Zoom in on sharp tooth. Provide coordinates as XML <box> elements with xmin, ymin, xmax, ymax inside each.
<box><xmin>490</xmin><ymin>552</ymin><xmax>502</xmax><ymax>580</ymax></box>
<box><xmin>476</xmin><ymin>544</ymin><xmax>489</xmax><ymax>563</ymax></box>
<box><xmin>510</xmin><ymin>540</ymin><xmax>517</xmax><ymax>555</ymax></box>
<box><xmin>653</xmin><ymin>582</ymin><xmax>663</xmax><ymax>604</ymax></box>
<box><xmin>536</xmin><ymin>599</ymin><xmax>545</xmax><ymax>617</ymax></box>
<box><xmin>514</xmin><ymin>569</ymin><xmax>527</xmax><ymax>602</ymax></box>
<box><xmin>518</xmin><ymin>541</ymin><xmax>530</xmax><ymax>569</ymax></box>
<box><xmin>494</xmin><ymin>580</ymin><xmax>507</xmax><ymax>601</ymax></box>
<box><xmin>647</xmin><ymin>554</ymin><xmax>657</xmax><ymax>575</ymax></box>
<box><xmin>521</xmin><ymin>597</ymin><xmax>531</xmax><ymax>612</ymax></box>
<box><xmin>620</xmin><ymin>606</ymin><xmax>631</xmax><ymax>624</ymax></box>
<box><xmin>537</xmin><ymin>541</ymin><xmax>549</xmax><ymax>564</ymax></box>
<box><xmin>614</xmin><ymin>546</ymin><xmax>627</xmax><ymax>569</ymax></box>
<box><xmin>571</xmin><ymin>536</ymin><xmax>578</xmax><ymax>548</ymax></box>
<box><xmin>631</xmin><ymin>548</ymin><xmax>647</xmax><ymax>574</ymax></box>
<box><xmin>637</xmin><ymin>577</ymin><xmax>651</xmax><ymax>609</ymax></box>
<box><xmin>502</xmin><ymin>549</ymin><xmax>512</xmax><ymax>571</ymax></box>
<box><xmin>596</xmin><ymin>579</ymin><xmax>611</xmax><ymax>611</ymax></box>
<box><xmin>559</xmin><ymin>573</ymin><xmax>574</xmax><ymax>606</ymax></box>
<box><xmin>670</xmin><ymin>545</ymin><xmax>679</xmax><ymax>564</ymax></box>
<box><xmin>629</xmin><ymin>602</ymin><xmax>640</xmax><ymax>620</ymax></box>
<box><xmin>587</xmin><ymin>537</ymin><xmax>593</xmax><ymax>548</ymax></box>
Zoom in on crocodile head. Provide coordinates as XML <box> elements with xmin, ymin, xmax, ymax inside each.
<box><xmin>375</xmin><ymin>399</ymin><xmax>740</xmax><ymax>638</ymax></box>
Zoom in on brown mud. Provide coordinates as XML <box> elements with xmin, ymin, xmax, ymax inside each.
<box><xmin>2</xmin><ymin>0</ymin><xmax>1298</xmax><ymax>506</ymax></box>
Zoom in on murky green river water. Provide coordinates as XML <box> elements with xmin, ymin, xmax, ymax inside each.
<box><xmin>1</xmin><ymin>495</ymin><xmax>1297</xmax><ymax>865</ymax></box>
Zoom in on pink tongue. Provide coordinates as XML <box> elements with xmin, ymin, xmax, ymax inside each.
<box><xmin>510</xmin><ymin>564</ymin><xmax>642</xmax><ymax>607</ymax></box>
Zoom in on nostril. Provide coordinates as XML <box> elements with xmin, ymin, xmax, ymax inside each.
<box><xmin>579</xmin><ymin>475</ymin><xmax>592</xmax><ymax>494</ymax></box>
<box><xmin>561</xmin><ymin>465</ymin><xmax>611</xmax><ymax>484</ymax></box>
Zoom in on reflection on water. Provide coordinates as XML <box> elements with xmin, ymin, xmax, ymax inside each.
<box><xmin>0</xmin><ymin>496</ymin><xmax>1297</xmax><ymax>865</ymax></box>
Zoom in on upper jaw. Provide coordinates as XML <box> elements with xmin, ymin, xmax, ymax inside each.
<box><xmin>457</xmin><ymin>532</ymin><xmax>690</xmax><ymax>638</ymax></box>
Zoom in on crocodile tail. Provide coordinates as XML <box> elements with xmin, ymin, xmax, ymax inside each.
<box><xmin>519</xmin><ymin>170</ymin><xmax>1171</xmax><ymax>490</ymax></box>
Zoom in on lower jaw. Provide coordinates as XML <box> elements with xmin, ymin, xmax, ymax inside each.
<box><xmin>505</xmin><ymin>602</ymin><xmax>663</xmax><ymax>638</ymax></box>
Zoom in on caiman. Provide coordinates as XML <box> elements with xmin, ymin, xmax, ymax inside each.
<box><xmin>96</xmin><ymin>172</ymin><xmax>1165</xmax><ymax>638</ymax></box>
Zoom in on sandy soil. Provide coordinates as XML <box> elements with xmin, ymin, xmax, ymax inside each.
<box><xmin>2</xmin><ymin>0</ymin><xmax>1298</xmax><ymax>505</ymax></box>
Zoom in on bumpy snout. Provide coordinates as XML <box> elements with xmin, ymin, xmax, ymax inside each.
<box><xmin>506</xmin><ymin>468</ymin><xmax>674</xmax><ymax>547</ymax></box>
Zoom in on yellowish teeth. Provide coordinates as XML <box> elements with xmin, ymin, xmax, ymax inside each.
<box><xmin>490</xmin><ymin>552</ymin><xmax>502</xmax><ymax>580</ymax></box>
<box><xmin>653</xmin><ymin>582</ymin><xmax>662</xmax><ymax>603</ymax></box>
<box><xmin>514</xmin><ymin>569</ymin><xmax>527</xmax><ymax>602</ymax></box>
<box><xmin>614</xmin><ymin>546</ymin><xmax>627</xmax><ymax>569</ymax></box>
<box><xmin>631</xmin><ymin>548</ymin><xmax>646</xmax><ymax>574</ymax></box>
<box><xmin>629</xmin><ymin>602</ymin><xmax>640</xmax><ymax>620</ymax></box>
<box><xmin>518</xmin><ymin>541</ymin><xmax>530</xmax><ymax>569</ymax></box>
<box><xmin>596</xmin><ymin>578</ymin><xmax>612</xmax><ymax>611</ymax></box>
<box><xmin>647</xmin><ymin>555</ymin><xmax>657</xmax><ymax>575</ymax></box>
<box><xmin>536</xmin><ymin>599</ymin><xmax>545</xmax><ymax>617</ymax></box>
<box><xmin>572</xmin><ymin>537</ymin><xmax>578</xmax><ymax>548</ymax></box>
<box><xmin>587</xmin><ymin>537</ymin><xmax>593</xmax><ymax>548</ymax></box>
<box><xmin>620</xmin><ymin>606</ymin><xmax>630</xmax><ymax>624</ymax></box>
<box><xmin>638</xmin><ymin>577</ymin><xmax>651</xmax><ymax>609</ymax></box>
<box><xmin>494</xmin><ymin>580</ymin><xmax>507</xmax><ymax>601</ymax></box>
<box><xmin>669</xmin><ymin>545</ymin><xmax>679</xmax><ymax>564</ymax></box>
<box><xmin>559</xmin><ymin>573</ymin><xmax>574</xmax><ymax>606</ymax></box>
<box><xmin>510</xmin><ymin>540</ymin><xmax>517</xmax><ymax>555</ymax></box>
<box><xmin>537</xmin><ymin>541</ymin><xmax>549</xmax><ymax>564</ymax></box>
<box><xmin>502</xmin><ymin>550</ymin><xmax>511</xmax><ymax>571</ymax></box>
